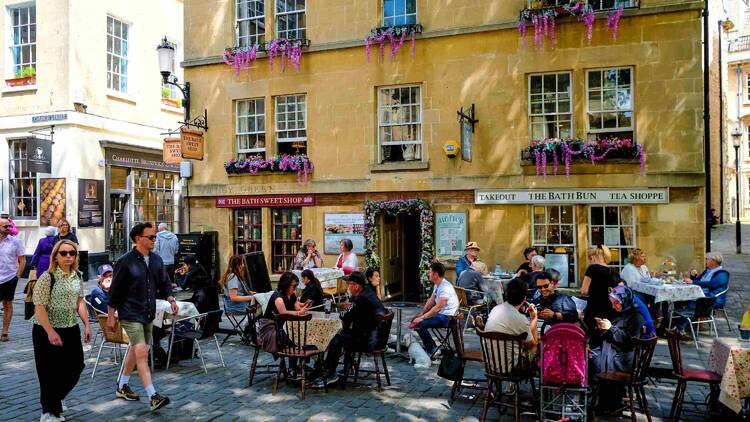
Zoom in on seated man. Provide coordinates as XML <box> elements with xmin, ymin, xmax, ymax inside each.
<box><xmin>517</xmin><ymin>255</ymin><xmax>545</xmax><ymax>292</ymax></box>
<box><xmin>674</xmin><ymin>252</ymin><xmax>730</xmax><ymax>334</ymax></box>
<box><xmin>315</xmin><ymin>272</ymin><xmax>384</xmax><ymax>387</ymax></box>
<box><xmin>410</xmin><ymin>262</ymin><xmax>460</xmax><ymax>356</ymax></box>
<box><xmin>457</xmin><ymin>263</ymin><xmax>492</xmax><ymax>306</ymax></box>
<box><xmin>485</xmin><ymin>278</ymin><xmax>538</xmax><ymax>352</ymax></box>
<box><xmin>91</xmin><ymin>264</ymin><xmax>113</xmax><ymax>314</ymax></box>
<box><xmin>531</xmin><ymin>269</ymin><xmax>579</xmax><ymax>326</ymax></box>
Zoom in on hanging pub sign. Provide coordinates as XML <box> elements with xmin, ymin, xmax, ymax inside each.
<box><xmin>78</xmin><ymin>179</ymin><xmax>104</xmax><ymax>227</ymax></box>
<box><xmin>163</xmin><ymin>138</ymin><xmax>182</xmax><ymax>164</ymax></box>
<box><xmin>457</xmin><ymin>104</ymin><xmax>477</xmax><ymax>163</ymax></box>
<box><xmin>25</xmin><ymin>137</ymin><xmax>52</xmax><ymax>173</ymax></box>
<box><xmin>180</xmin><ymin>128</ymin><xmax>204</xmax><ymax>160</ymax></box>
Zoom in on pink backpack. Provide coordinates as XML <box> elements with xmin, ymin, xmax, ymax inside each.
<box><xmin>540</xmin><ymin>322</ymin><xmax>587</xmax><ymax>387</ymax></box>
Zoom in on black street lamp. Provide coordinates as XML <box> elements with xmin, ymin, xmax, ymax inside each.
<box><xmin>156</xmin><ymin>37</ymin><xmax>208</xmax><ymax>131</ymax></box>
<box><xmin>732</xmin><ymin>127</ymin><xmax>743</xmax><ymax>254</ymax></box>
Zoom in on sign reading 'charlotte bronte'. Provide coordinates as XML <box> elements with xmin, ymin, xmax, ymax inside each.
<box><xmin>105</xmin><ymin>148</ymin><xmax>180</xmax><ymax>172</ymax></box>
<box><xmin>215</xmin><ymin>194</ymin><xmax>315</xmax><ymax>208</ymax></box>
<box><xmin>475</xmin><ymin>189</ymin><xmax>670</xmax><ymax>205</ymax></box>
<box><xmin>180</xmin><ymin>129</ymin><xmax>204</xmax><ymax>160</ymax></box>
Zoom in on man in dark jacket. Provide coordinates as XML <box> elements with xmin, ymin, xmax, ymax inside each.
<box><xmin>531</xmin><ymin>269</ymin><xmax>579</xmax><ymax>326</ymax></box>
<box><xmin>108</xmin><ymin>222</ymin><xmax>176</xmax><ymax>412</ymax></box>
<box><xmin>314</xmin><ymin>272</ymin><xmax>384</xmax><ymax>387</ymax></box>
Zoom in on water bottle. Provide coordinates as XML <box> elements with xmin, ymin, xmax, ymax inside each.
<box><xmin>494</xmin><ymin>264</ymin><xmax>502</xmax><ymax>276</ymax></box>
<box><xmin>324</xmin><ymin>298</ymin><xmax>332</xmax><ymax>316</ymax></box>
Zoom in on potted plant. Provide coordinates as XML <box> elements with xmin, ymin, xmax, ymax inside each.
<box><xmin>161</xmin><ymin>86</ymin><xmax>180</xmax><ymax>108</ymax></box>
<box><xmin>6</xmin><ymin>66</ymin><xmax>36</xmax><ymax>87</ymax></box>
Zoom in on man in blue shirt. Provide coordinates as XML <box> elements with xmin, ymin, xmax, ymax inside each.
<box><xmin>673</xmin><ymin>253</ymin><xmax>730</xmax><ymax>335</ymax></box>
<box><xmin>91</xmin><ymin>264</ymin><xmax>113</xmax><ymax>314</ymax></box>
<box><xmin>455</xmin><ymin>242</ymin><xmax>481</xmax><ymax>279</ymax></box>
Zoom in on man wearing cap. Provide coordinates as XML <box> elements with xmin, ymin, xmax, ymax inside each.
<box><xmin>314</xmin><ymin>271</ymin><xmax>384</xmax><ymax>388</ymax></box>
<box><xmin>455</xmin><ymin>241</ymin><xmax>481</xmax><ymax>279</ymax></box>
<box><xmin>91</xmin><ymin>264</ymin><xmax>113</xmax><ymax>314</ymax></box>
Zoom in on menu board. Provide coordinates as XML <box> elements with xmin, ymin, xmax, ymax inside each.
<box><xmin>77</xmin><ymin>179</ymin><xmax>104</xmax><ymax>227</ymax></box>
<box><xmin>436</xmin><ymin>212</ymin><xmax>467</xmax><ymax>257</ymax></box>
<box><xmin>324</xmin><ymin>213</ymin><xmax>365</xmax><ymax>254</ymax></box>
<box><xmin>40</xmin><ymin>178</ymin><xmax>66</xmax><ymax>227</ymax></box>
<box><xmin>545</xmin><ymin>253</ymin><xmax>570</xmax><ymax>287</ymax></box>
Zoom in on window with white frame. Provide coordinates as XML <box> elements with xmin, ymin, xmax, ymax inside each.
<box><xmin>237</xmin><ymin>0</ymin><xmax>265</xmax><ymax>47</ymax></box>
<box><xmin>275</xmin><ymin>0</ymin><xmax>305</xmax><ymax>40</ymax></box>
<box><xmin>529</xmin><ymin>72</ymin><xmax>572</xmax><ymax>140</ymax></box>
<box><xmin>378</xmin><ymin>85</ymin><xmax>422</xmax><ymax>163</ymax></box>
<box><xmin>746</xmin><ymin>73</ymin><xmax>750</xmax><ymax>102</ymax></box>
<box><xmin>9</xmin><ymin>139</ymin><xmax>37</xmax><ymax>219</ymax></box>
<box><xmin>383</xmin><ymin>0</ymin><xmax>416</xmax><ymax>26</ymax></box>
<box><xmin>587</xmin><ymin>67</ymin><xmax>633</xmax><ymax>140</ymax></box>
<box><xmin>275</xmin><ymin>94</ymin><xmax>306</xmax><ymax>155</ymax></box>
<box><xmin>237</xmin><ymin>98</ymin><xmax>267</xmax><ymax>158</ymax></box>
<box><xmin>532</xmin><ymin>205</ymin><xmax>577</xmax><ymax>286</ymax></box>
<box><xmin>107</xmin><ymin>16</ymin><xmax>129</xmax><ymax>92</ymax></box>
<box><xmin>586</xmin><ymin>0</ymin><xmax>636</xmax><ymax>11</ymax></box>
<box><xmin>589</xmin><ymin>205</ymin><xmax>635</xmax><ymax>271</ymax></box>
<box><xmin>9</xmin><ymin>3</ymin><xmax>36</xmax><ymax>79</ymax></box>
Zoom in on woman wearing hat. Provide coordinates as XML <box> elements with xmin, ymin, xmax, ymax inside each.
<box><xmin>455</xmin><ymin>242</ymin><xmax>481</xmax><ymax>279</ymax></box>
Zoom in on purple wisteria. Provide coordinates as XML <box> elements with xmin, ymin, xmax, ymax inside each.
<box><xmin>224</xmin><ymin>154</ymin><xmax>314</xmax><ymax>184</ymax></box>
<box><xmin>524</xmin><ymin>137</ymin><xmax>645</xmax><ymax>177</ymax></box>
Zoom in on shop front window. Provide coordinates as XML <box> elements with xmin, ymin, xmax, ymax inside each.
<box><xmin>9</xmin><ymin>139</ymin><xmax>37</xmax><ymax>219</ymax></box>
<box><xmin>589</xmin><ymin>205</ymin><xmax>635</xmax><ymax>271</ymax></box>
<box><xmin>532</xmin><ymin>205</ymin><xmax>577</xmax><ymax>286</ymax></box>
<box><xmin>132</xmin><ymin>170</ymin><xmax>179</xmax><ymax>231</ymax></box>
<box><xmin>234</xmin><ymin>208</ymin><xmax>262</xmax><ymax>254</ymax></box>
<box><xmin>272</xmin><ymin>207</ymin><xmax>302</xmax><ymax>273</ymax></box>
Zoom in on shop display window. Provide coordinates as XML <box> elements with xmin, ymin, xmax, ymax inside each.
<box><xmin>589</xmin><ymin>205</ymin><xmax>635</xmax><ymax>271</ymax></box>
<box><xmin>532</xmin><ymin>205</ymin><xmax>577</xmax><ymax>286</ymax></box>
<box><xmin>272</xmin><ymin>207</ymin><xmax>302</xmax><ymax>273</ymax></box>
<box><xmin>234</xmin><ymin>208</ymin><xmax>262</xmax><ymax>255</ymax></box>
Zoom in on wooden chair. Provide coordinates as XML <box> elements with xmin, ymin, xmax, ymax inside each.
<box><xmin>449</xmin><ymin>315</ymin><xmax>485</xmax><ymax>403</ymax></box>
<box><xmin>246</xmin><ymin>305</ymin><xmax>281</xmax><ymax>387</ymax></box>
<box><xmin>455</xmin><ymin>286</ymin><xmax>489</xmax><ymax>334</ymax></box>
<box><xmin>92</xmin><ymin>314</ymin><xmax>131</xmax><ymax>379</ymax></box>
<box><xmin>476</xmin><ymin>328</ymin><xmax>534</xmax><ymax>422</ymax></box>
<box><xmin>594</xmin><ymin>336</ymin><xmax>657</xmax><ymax>422</ymax></box>
<box><xmin>340</xmin><ymin>311</ymin><xmax>394</xmax><ymax>392</ymax></box>
<box><xmin>665</xmin><ymin>329</ymin><xmax>721</xmax><ymax>420</ymax></box>
<box><xmin>273</xmin><ymin>313</ymin><xmax>328</xmax><ymax>400</ymax></box>
<box><xmin>426</xmin><ymin>313</ymin><xmax>464</xmax><ymax>358</ymax></box>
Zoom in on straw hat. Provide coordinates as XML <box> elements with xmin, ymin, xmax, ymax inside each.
<box><xmin>465</xmin><ymin>241</ymin><xmax>481</xmax><ymax>251</ymax></box>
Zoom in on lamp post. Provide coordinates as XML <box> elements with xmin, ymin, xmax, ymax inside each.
<box><xmin>157</xmin><ymin>37</ymin><xmax>191</xmax><ymax>122</ymax></box>
<box><xmin>732</xmin><ymin>127</ymin><xmax>743</xmax><ymax>253</ymax></box>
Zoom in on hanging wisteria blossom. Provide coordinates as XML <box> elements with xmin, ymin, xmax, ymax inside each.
<box><xmin>224</xmin><ymin>154</ymin><xmax>314</xmax><ymax>184</ymax></box>
<box><xmin>523</xmin><ymin>137</ymin><xmax>645</xmax><ymax>177</ymax></box>
<box><xmin>364</xmin><ymin>24</ymin><xmax>423</xmax><ymax>62</ymax></box>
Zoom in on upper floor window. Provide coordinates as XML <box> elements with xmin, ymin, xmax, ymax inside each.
<box><xmin>275</xmin><ymin>0</ymin><xmax>305</xmax><ymax>40</ymax></box>
<box><xmin>746</xmin><ymin>73</ymin><xmax>750</xmax><ymax>102</ymax></box>
<box><xmin>237</xmin><ymin>0</ymin><xmax>265</xmax><ymax>47</ymax></box>
<box><xmin>528</xmin><ymin>72</ymin><xmax>572</xmax><ymax>140</ymax></box>
<box><xmin>107</xmin><ymin>16</ymin><xmax>129</xmax><ymax>92</ymax></box>
<box><xmin>9</xmin><ymin>139</ymin><xmax>37</xmax><ymax>219</ymax></box>
<box><xmin>275</xmin><ymin>94</ymin><xmax>306</xmax><ymax>155</ymax></box>
<box><xmin>587</xmin><ymin>0</ymin><xmax>636</xmax><ymax>11</ymax></box>
<box><xmin>9</xmin><ymin>4</ymin><xmax>36</xmax><ymax>79</ymax></box>
<box><xmin>383</xmin><ymin>0</ymin><xmax>416</xmax><ymax>27</ymax></box>
<box><xmin>237</xmin><ymin>98</ymin><xmax>267</xmax><ymax>158</ymax></box>
<box><xmin>586</xmin><ymin>67</ymin><xmax>633</xmax><ymax>139</ymax></box>
<box><xmin>378</xmin><ymin>85</ymin><xmax>422</xmax><ymax>162</ymax></box>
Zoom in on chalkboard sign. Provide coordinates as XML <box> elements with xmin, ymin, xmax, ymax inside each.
<box><xmin>545</xmin><ymin>253</ymin><xmax>569</xmax><ymax>287</ymax></box>
<box><xmin>176</xmin><ymin>232</ymin><xmax>219</xmax><ymax>282</ymax></box>
<box><xmin>243</xmin><ymin>251</ymin><xmax>272</xmax><ymax>293</ymax></box>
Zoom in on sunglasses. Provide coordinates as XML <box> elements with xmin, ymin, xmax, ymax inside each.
<box><xmin>537</xmin><ymin>283</ymin><xmax>550</xmax><ymax>290</ymax></box>
<box><xmin>0</xmin><ymin>225</ymin><xmax>10</xmax><ymax>228</ymax></box>
<box><xmin>58</xmin><ymin>250</ymin><xmax>78</xmax><ymax>257</ymax></box>
<box><xmin>140</xmin><ymin>235</ymin><xmax>157</xmax><ymax>241</ymax></box>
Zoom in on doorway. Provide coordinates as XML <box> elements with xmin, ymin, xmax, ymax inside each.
<box><xmin>109</xmin><ymin>194</ymin><xmax>129</xmax><ymax>261</ymax></box>
<box><xmin>379</xmin><ymin>213</ymin><xmax>421</xmax><ymax>302</ymax></box>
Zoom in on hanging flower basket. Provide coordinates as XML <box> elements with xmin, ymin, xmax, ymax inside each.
<box><xmin>363</xmin><ymin>198</ymin><xmax>434</xmax><ymax>296</ymax></box>
<box><xmin>364</xmin><ymin>24</ymin><xmax>423</xmax><ymax>62</ymax></box>
<box><xmin>222</xmin><ymin>38</ymin><xmax>310</xmax><ymax>76</ymax></box>
<box><xmin>224</xmin><ymin>154</ymin><xmax>314</xmax><ymax>184</ymax></box>
<box><xmin>521</xmin><ymin>137</ymin><xmax>645</xmax><ymax>176</ymax></box>
<box><xmin>518</xmin><ymin>2</ymin><xmax>625</xmax><ymax>47</ymax></box>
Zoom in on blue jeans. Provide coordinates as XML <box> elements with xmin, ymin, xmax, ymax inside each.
<box><xmin>416</xmin><ymin>314</ymin><xmax>450</xmax><ymax>353</ymax></box>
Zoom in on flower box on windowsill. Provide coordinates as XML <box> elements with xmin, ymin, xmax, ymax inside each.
<box><xmin>520</xmin><ymin>137</ymin><xmax>644</xmax><ymax>176</ymax></box>
<box><xmin>161</xmin><ymin>98</ymin><xmax>181</xmax><ymax>108</ymax></box>
<box><xmin>365</xmin><ymin>24</ymin><xmax>423</xmax><ymax>62</ymax></box>
<box><xmin>6</xmin><ymin>76</ymin><xmax>36</xmax><ymax>87</ymax></box>
<box><xmin>224</xmin><ymin>154</ymin><xmax>313</xmax><ymax>184</ymax></box>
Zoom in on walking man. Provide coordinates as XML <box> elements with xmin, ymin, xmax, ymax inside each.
<box><xmin>0</xmin><ymin>217</ymin><xmax>26</xmax><ymax>342</ymax></box>
<box><xmin>108</xmin><ymin>222</ymin><xmax>177</xmax><ymax>411</ymax></box>
<box><xmin>154</xmin><ymin>223</ymin><xmax>179</xmax><ymax>286</ymax></box>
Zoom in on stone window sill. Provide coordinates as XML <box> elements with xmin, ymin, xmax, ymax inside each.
<box><xmin>370</xmin><ymin>161</ymin><xmax>429</xmax><ymax>172</ymax></box>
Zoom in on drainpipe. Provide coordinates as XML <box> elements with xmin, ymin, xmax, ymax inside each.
<box><xmin>719</xmin><ymin>21</ymin><xmax>725</xmax><ymax>224</ymax></box>
<box><xmin>738</xmin><ymin>64</ymin><xmax>743</xmax><ymax>223</ymax></box>
<box><xmin>703</xmin><ymin>0</ymin><xmax>712</xmax><ymax>252</ymax></box>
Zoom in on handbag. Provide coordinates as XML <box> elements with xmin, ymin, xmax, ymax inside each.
<box><xmin>437</xmin><ymin>349</ymin><xmax>464</xmax><ymax>381</ymax></box>
<box><xmin>23</xmin><ymin>270</ymin><xmax>39</xmax><ymax>320</ymax></box>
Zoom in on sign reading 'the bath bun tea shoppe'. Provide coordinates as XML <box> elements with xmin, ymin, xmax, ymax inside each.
<box><xmin>475</xmin><ymin>188</ymin><xmax>670</xmax><ymax>205</ymax></box>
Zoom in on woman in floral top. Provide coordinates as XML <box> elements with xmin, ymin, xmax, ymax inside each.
<box><xmin>32</xmin><ymin>239</ymin><xmax>91</xmax><ymax>422</ymax></box>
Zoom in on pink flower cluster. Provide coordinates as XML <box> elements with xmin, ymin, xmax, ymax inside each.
<box><xmin>518</xmin><ymin>2</ymin><xmax>627</xmax><ymax>47</ymax></box>
<box><xmin>222</xmin><ymin>45</ymin><xmax>258</xmax><ymax>76</ymax></box>
<box><xmin>365</xmin><ymin>26</ymin><xmax>419</xmax><ymax>62</ymax></box>
<box><xmin>267</xmin><ymin>39</ymin><xmax>304</xmax><ymax>72</ymax></box>
<box><xmin>527</xmin><ymin>137</ymin><xmax>645</xmax><ymax>177</ymax></box>
<box><xmin>224</xmin><ymin>154</ymin><xmax>314</xmax><ymax>184</ymax></box>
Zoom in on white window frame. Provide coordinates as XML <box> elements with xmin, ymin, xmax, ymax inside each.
<box><xmin>237</xmin><ymin>98</ymin><xmax>267</xmax><ymax>156</ymax></box>
<box><xmin>588</xmin><ymin>205</ymin><xmax>636</xmax><ymax>271</ymax></box>
<box><xmin>275</xmin><ymin>0</ymin><xmax>305</xmax><ymax>40</ymax></box>
<box><xmin>8</xmin><ymin>138</ymin><xmax>38</xmax><ymax>219</ymax></box>
<box><xmin>275</xmin><ymin>94</ymin><xmax>307</xmax><ymax>144</ymax></box>
<box><xmin>528</xmin><ymin>72</ymin><xmax>573</xmax><ymax>140</ymax></box>
<box><xmin>746</xmin><ymin>73</ymin><xmax>750</xmax><ymax>102</ymax></box>
<box><xmin>586</xmin><ymin>67</ymin><xmax>634</xmax><ymax>134</ymax></box>
<box><xmin>106</xmin><ymin>15</ymin><xmax>130</xmax><ymax>93</ymax></box>
<box><xmin>377</xmin><ymin>84</ymin><xmax>423</xmax><ymax>162</ymax></box>
<box><xmin>584</xmin><ymin>0</ymin><xmax>636</xmax><ymax>11</ymax></box>
<box><xmin>383</xmin><ymin>0</ymin><xmax>417</xmax><ymax>27</ymax></box>
<box><xmin>7</xmin><ymin>2</ymin><xmax>36</xmax><ymax>79</ymax></box>
<box><xmin>236</xmin><ymin>0</ymin><xmax>265</xmax><ymax>48</ymax></box>
<box><xmin>531</xmin><ymin>205</ymin><xmax>578</xmax><ymax>286</ymax></box>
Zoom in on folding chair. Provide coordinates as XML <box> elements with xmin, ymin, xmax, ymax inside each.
<box><xmin>455</xmin><ymin>286</ymin><xmax>489</xmax><ymax>334</ymax></box>
<box><xmin>84</xmin><ymin>295</ymin><xmax>106</xmax><ymax>358</ymax></box>
<box><xmin>166</xmin><ymin>310</ymin><xmax>226</xmax><ymax>374</ymax></box>
<box><xmin>427</xmin><ymin>313</ymin><xmax>464</xmax><ymax>358</ymax></box>
<box><xmin>220</xmin><ymin>300</ymin><xmax>252</xmax><ymax>346</ymax></box>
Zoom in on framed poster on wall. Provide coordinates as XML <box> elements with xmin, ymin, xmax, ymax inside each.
<box><xmin>324</xmin><ymin>213</ymin><xmax>365</xmax><ymax>255</ymax></box>
<box><xmin>436</xmin><ymin>211</ymin><xmax>468</xmax><ymax>257</ymax></box>
<box><xmin>78</xmin><ymin>179</ymin><xmax>104</xmax><ymax>227</ymax></box>
<box><xmin>39</xmin><ymin>178</ymin><xmax>66</xmax><ymax>227</ymax></box>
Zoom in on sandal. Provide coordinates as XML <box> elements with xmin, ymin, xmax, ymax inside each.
<box><xmin>0</xmin><ymin>334</ymin><xmax>8</xmax><ymax>342</ymax></box>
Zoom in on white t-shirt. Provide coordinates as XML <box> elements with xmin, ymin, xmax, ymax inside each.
<box><xmin>434</xmin><ymin>279</ymin><xmax>459</xmax><ymax>316</ymax></box>
<box><xmin>485</xmin><ymin>302</ymin><xmax>533</xmax><ymax>340</ymax></box>
<box><xmin>620</xmin><ymin>263</ymin><xmax>649</xmax><ymax>285</ymax></box>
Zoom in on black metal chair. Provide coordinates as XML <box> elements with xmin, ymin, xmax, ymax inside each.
<box><xmin>165</xmin><ymin>310</ymin><xmax>226</xmax><ymax>374</ymax></box>
<box><xmin>273</xmin><ymin>313</ymin><xmax>328</xmax><ymax>400</ymax></box>
<box><xmin>340</xmin><ymin>311</ymin><xmax>394</xmax><ymax>392</ymax></box>
<box><xmin>220</xmin><ymin>300</ymin><xmax>253</xmax><ymax>346</ymax></box>
<box><xmin>426</xmin><ymin>313</ymin><xmax>464</xmax><ymax>358</ymax></box>
<box><xmin>665</xmin><ymin>329</ymin><xmax>721</xmax><ymax>420</ymax></box>
<box><xmin>246</xmin><ymin>307</ymin><xmax>280</xmax><ymax>387</ymax></box>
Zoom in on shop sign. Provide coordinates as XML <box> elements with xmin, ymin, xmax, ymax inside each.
<box><xmin>25</xmin><ymin>137</ymin><xmax>52</xmax><ymax>173</ymax></box>
<box><xmin>475</xmin><ymin>188</ymin><xmax>669</xmax><ymax>205</ymax></box>
<box><xmin>105</xmin><ymin>148</ymin><xmax>180</xmax><ymax>172</ymax></box>
<box><xmin>324</xmin><ymin>213</ymin><xmax>365</xmax><ymax>255</ymax></box>
<box><xmin>163</xmin><ymin>138</ymin><xmax>182</xmax><ymax>164</ymax></box>
<box><xmin>78</xmin><ymin>179</ymin><xmax>104</xmax><ymax>227</ymax></box>
<box><xmin>215</xmin><ymin>194</ymin><xmax>315</xmax><ymax>208</ymax></box>
<box><xmin>180</xmin><ymin>129</ymin><xmax>204</xmax><ymax>160</ymax></box>
<box><xmin>436</xmin><ymin>212</ymin><xmax>467</xmax><ymax>257</ymax></box>
<box><xmin>32</xmin><ymin>113</ymin><xmax>67</xmax><ymax>123</ymax></box>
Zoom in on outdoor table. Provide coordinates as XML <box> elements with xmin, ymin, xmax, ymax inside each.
<box><xmin>480</xmin><ymin>275</ymin><xmax>512</xmax><ymax>305</ymax></box>
<box><xmin>628</xmin><ymin>279</ymin><xmax>705</xmax><ymax>327</ymax></box>
<box><xmin>708</xmin><ymin>338</ymin><xmax>750</xmax><ymax>413</ymax></box>
<box><xmin>387</xmin><ymin>301</ymin><xmax>422</xmax><ymax>354</ymax></box>
<box><xmin>153</xmin><ymin>299</ymin><xmax>200</xmax><ymax>327</ymax></box>
<box><xmin>292</xmin><ymin>268</ymin><xmax>344</xmax><ymax>289</ymax></box>
<box><xmin>300</xmin><ymin>311</ymin><xmax>343</xmax><ymax>351</ymax></box>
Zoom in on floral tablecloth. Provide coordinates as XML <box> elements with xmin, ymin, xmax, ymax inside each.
<box><xmin>284</xmin><ymin>311</ymin><xmax>342</xmax><ymax>351</ymax></box>
<box><xmin>292</xmin><ymin>268</ymin><xmax>344</xmax><ymax>289</ymax></box>
<box><xmin>628</xmin><ymin>280</ymin><xmax>705</xmax><ymax>303</ymax></box>
<box><xmin>708</xmin><ymin>338</ymin><xmax>750</xmax><ymax>413</ymax></box>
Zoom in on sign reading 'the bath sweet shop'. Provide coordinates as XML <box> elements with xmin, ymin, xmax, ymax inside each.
<box><xmin>475</xmin><ymin>188</ymin><xmax>669</xmax><ymax>205</ymax></box>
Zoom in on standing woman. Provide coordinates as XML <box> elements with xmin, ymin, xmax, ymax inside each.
<box><xmin>31</xmin><ymin>239</ymin><xmax>91</xmax><ymax>421</ymax></box>
<box><xmin>581</xmin><ymin>245</ymin><xmax>617</xmax><ymax>343</ymax></box>
<box><xmin>293</xmin><ymin>239</ymin><xmax>323</xmax><ymax>270</ymax></box>
<box><xmin>31</xmin><ymin>226</ymin><xmax>57</xmax><ymax>275</ymax></box>
<box><xmin>334</xmin><ymin>238</ymin><xmax>359</xmax><ymax>275</ymax></box>
<box><xmin>53</xmin><ymin>219</ymin><xmax>79</xmax><ymax>245</ymax></box>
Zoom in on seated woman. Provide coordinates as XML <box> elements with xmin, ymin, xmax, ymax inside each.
<box><xmin>258</xmin><ymin>272</ymin><xmax>310</xmax><ymax>353</ymax></box>
<box><xmin>365</xmin><ymin>268</ymin><xmax>382</xmax><ymax>299</ymax></box>
<box><xmin>175</xmin><ymin>255</ymin><xmax>210</xmax><ymax>291</ymax></box>
<box><xmin>293</xmin><ymin>239</ymin><xmax>323</xmax><ymax>270</ymax></box>
<box><xmin>334</xmin><ymin>238</ymin><xmax>359</xmax><ymax>275</ymax></box>
<box><xmin>590</xmin><ymin>285</ymin><xmax>646</xmax><ymax>415</ymax></box>
<box><xmin>299</xmin><ymin>269</ymin><xmax>324</xmax><ymax>308</ymax></box>
<box><xmin>220</xmin><ymin>255</ymin><xmax>255</xmax><ymax>314</ymax></box>
<box><xmin>180</xmin><ymin>256</ymin><xmax>220</xmax><ymax>333</ymax></box>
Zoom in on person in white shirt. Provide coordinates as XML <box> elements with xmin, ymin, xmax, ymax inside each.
<box><xmin>485</xmin><ymin>277</ymin><xmax>538</xmax><ymax>351</ymax></box>
<box><xmin>620</xmin><ymin>248</ymin><xmax>651</xmax><ymax>285</ymax></box>
<box><xmin>334</xmin><ymin>238</ymin><xmax>359</xmax><ymax>275</ymax></box>
<box><xmin>410</xmin><ymin>262</ymin><xmax>459</xmax><ymax>355</ymax></box>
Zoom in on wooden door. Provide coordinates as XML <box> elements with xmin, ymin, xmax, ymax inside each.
<box><xmin>379</xmin><ymin>214</ymin><xmax>403</xmax><ymax>300</ymax></box>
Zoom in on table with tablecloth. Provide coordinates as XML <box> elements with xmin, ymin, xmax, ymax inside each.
<box><xmin>708</xmin><ymin>338</ymin><xmax>750</xmax><ymax>413</ymax></box>
<box><xmin>285</xmin><ymin>311</ymin><xmax>342</xmax><ymax>351</ymax></box>
<box><xmin>154</xmin><ymin>299</ymin><xmax>200</xmax><ymax>327</ymax></box>
<box><xmin>479</xmin><ymin>275</ymin><xmax>511</xmax><ymax>304</ymax></box>
<box><xmin>292</xmin><ymin>268</ymin><xmax>345</xmax><ymax>289</ymax></box>
<box><xmin>628</xmin><ymin>280</ymin><xmax>706</xmax><ymax>303</ymax></box>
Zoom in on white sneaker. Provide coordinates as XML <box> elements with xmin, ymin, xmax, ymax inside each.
<box><xmin>40</xmin><ymin>414</ymin><xmax>62</xmax><ymax>422</ymax></box>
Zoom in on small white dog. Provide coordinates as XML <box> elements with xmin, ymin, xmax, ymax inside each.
<box><xmin>407</xmin><ymin>336</ymin><xmax>431</xmax><ymax>369</ymax></box>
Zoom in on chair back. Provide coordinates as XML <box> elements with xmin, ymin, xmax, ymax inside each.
<box><xmin>539</xmin><ymin>322</ymin><xmax>588</xmax><ymax>387</ymax></box>
<box><xmin>96</xmin><ymin>314</ymin><xmax>129</xmax><ymax>344</ymax></box>
<box><xmin>476</xmin><ymin>328</ymin><xmax>529</xmax><ymax>379</ymax></box>
<box><xmin>693</xmin><ymin>296</ymin><xmax>718</xmax><ymax>319</ymax></box>
<box><xmin>664</xmin><ymin>329</ymin><xmax>684</xmax><ymax>376</ymax></box>
<box><xmin>83</xmin><ymin>295</ymin><xmax>99</xmax><ymax>322</ymax></box>
<box><xmin>451</xmin><ymin>316</ymin><xmax>466</xmax><ymax>356</ymax></box>
<box><xmin>275</xmin><ymin>313</ymin><xmax>313</xmax><ymax>356</ymax></box>
<box><xmin>630</xmin><ymin>336</ymin><xmax>657</xmax><ymax>384</ymax></box>
<box><xmin>373</xmin><ymin>311</ymin><xmax>395</xmax><ymax>351</ymax></box>
<box><xmin>455</xmin><ymin>287</ymin><xmax>469</xmax><ymax>308</ymax></box>
<box><xmin>473</xmin><ymin>315</ymin><xmax>485</xmax><ymax>330</ymax></box>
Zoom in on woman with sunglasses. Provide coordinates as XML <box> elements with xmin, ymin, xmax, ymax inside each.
<box><xmin>31</xmin><ymin>239</ymin><xmax>91</xmax><ymax>422</ymax></box>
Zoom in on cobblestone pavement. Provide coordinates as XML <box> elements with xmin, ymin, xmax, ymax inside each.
<box><xmin>0</xmin><ymin>224</ymin><xmax>748</xmax><ymax>421</ymax></box>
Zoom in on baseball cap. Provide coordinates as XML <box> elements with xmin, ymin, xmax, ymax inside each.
<box><xmin>97</xmin><ymin>264</ymin><xmax>113</xmax><ymax>276</ymax></box>
<box><xmin>343</xmin><ymin>271</ymin><xmax>367</xmax><ymax>286</ymax></box>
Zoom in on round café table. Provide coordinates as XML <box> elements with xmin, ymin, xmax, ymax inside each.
<box><xmin>387</xmin><ymin>302</ymin><xmax>422</xmax><ymax>354</ymax></box>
